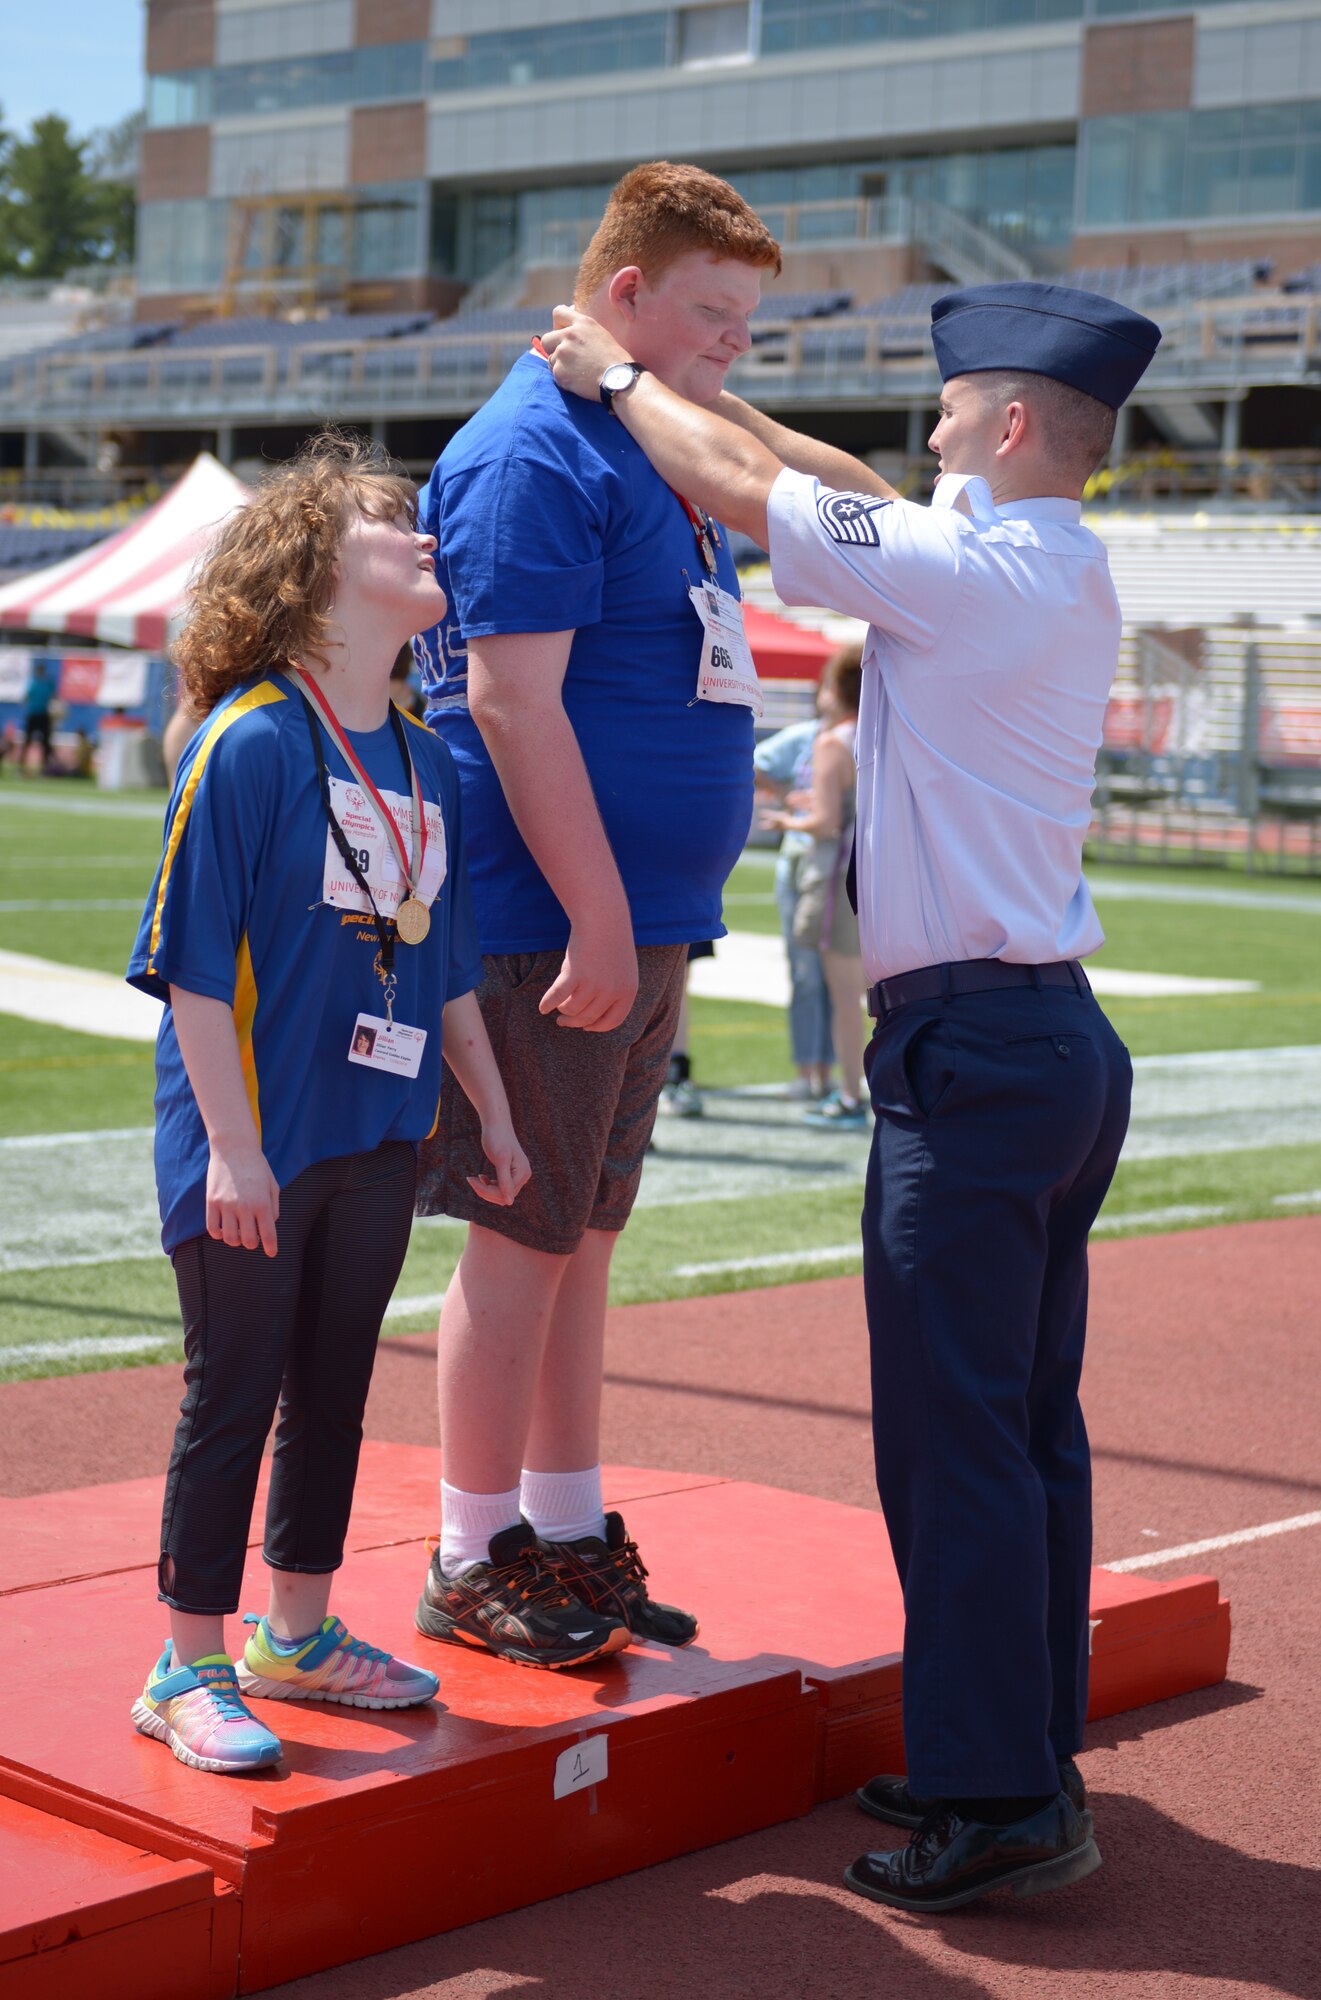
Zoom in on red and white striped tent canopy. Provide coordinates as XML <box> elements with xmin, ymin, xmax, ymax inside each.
<box><xmin>0</xmin><ymin>453</ymin><xmax>251</xmax><ymax>651</ymax></box>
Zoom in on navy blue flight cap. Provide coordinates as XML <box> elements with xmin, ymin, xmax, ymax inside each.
<box><xmin>930</xmin><ymin>281</ymin><xmax>1161</xmax><ymax>409</ymax></box>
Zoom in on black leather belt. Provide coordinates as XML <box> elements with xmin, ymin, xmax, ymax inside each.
<box><xmin>867</xmin><ymin>958</ymin><xmax>1089</xmax><ymax>1019</ymax></box>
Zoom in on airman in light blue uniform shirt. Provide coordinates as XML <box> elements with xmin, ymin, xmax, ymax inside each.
<box><xmin>762</xmin><ymin>282</ymin><xmax>1161</xmax><ymax>1915</ymax></box>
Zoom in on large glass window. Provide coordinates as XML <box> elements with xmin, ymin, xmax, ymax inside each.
<box><xmin>147</xmin><ymin>71</ymin><xmax>212</xmax><ymax>126</ymax></box>
<box><xmin>430</xmin><ymin>14</ymin><xmax>669</xmax><ymax>93</ymax></box>
<box><xmin>428</xmin><ymin>142</ymin><xmax>1076</xmax><ymax>281</ymax></box>
<box><xmin>758</xmin><ymin>0</ymin><xmax>1081</xmax><ymax>57</ymax></box>
<box><xmin>137</xmin><ymin>199</ymin><xmax>230</xmax><ymax>292</ymax></box>
<box><xmin>1081</xmin><ymin>103</ymin><xmax>1321</xmax><ymax>227</ymax></box>
<box><xmin>678</xmin><ymin>3</ymin><xmax>750</xmax><ymax>64</ymax></box>
<box><xmin>728</xmin><ymin>145</ymin><xmax>1076</xmax><ymax>245</ymax></box>
<box><xmin>147</xmin><ymin>44</ymin><xmax>426</xmax><ymax>126</ymax></box>
<box><xmin>1087</xmin><ymin>0</ymin><xmax>1239</xmax><ymax>16</ymax></box>
<box><xmin>353</xmin><ymin>182</ymin><xmax>427</xmax><ymax>278</ymax></box>
<box><xmin>214</xmin><ymin>0</ymin><xmax>354</xmax><ymax>66</ymax></box>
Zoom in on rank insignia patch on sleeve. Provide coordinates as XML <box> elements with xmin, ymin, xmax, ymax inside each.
<box><xmin>816</xmin><ymin>491</ymin><xmax>892</xmax><ymax>546</ymax></box>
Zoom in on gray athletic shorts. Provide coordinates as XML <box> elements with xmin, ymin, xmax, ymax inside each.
<box><xmin>415</xmin><ymin>943</ymin><xmax>688</xmax><ymax>1256</ymax></box>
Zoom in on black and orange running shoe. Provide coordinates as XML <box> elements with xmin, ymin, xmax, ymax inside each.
<box><xmin>540</xmin><ymin>1512</ymin><xmax>699</xmax><ymax>1648</ymax></box>
<box><xmin>415</xmin><ymin>1522</ymin><xmax>630</xmax><ymax>1670</ymax></box>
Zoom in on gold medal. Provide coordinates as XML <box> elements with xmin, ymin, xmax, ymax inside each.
<box><xmin>395</xmin><ymin>896</ymin><xmax>431</xmax><ymax>946</ymax></box>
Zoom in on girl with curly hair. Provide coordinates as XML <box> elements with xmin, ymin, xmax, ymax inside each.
<box><xmin>126</xmin><ymin>434</ymin><xmax>529</xmax><ymax>1774</ymax></box>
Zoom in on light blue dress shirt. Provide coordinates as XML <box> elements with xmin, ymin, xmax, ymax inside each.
<box><xmin>767</xmin><ymin>468</ymin><xmax>1121</xmax><ymax>984</ymax></box>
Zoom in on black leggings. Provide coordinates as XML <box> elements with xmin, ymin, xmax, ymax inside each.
<box><xmin>159</xmin><ymin>1142</ymin><xmax>416</xmax><ymax>1615</ymax></box>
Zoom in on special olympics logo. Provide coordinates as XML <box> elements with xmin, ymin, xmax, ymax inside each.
<box><xmin>346</xmin><ymin>788</ymin><xmax>366</xmax><ymax>813</ymax></box>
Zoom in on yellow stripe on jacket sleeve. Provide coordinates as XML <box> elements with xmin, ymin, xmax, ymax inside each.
<box><xmin>146</xmin><ymin>681</ymin><xmax>286</xmax><ymax>982</ymax></box>
<box><xmin>233</xmin><ymin>931</ymin><xmax>262</xmax><ymax>1144</ymax></box>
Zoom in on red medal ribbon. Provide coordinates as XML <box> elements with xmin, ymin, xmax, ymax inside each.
<box><xmin>669</xmin><ymin>487</ymin><xmax>721</xmax><ymax>579</ymax></box>
<box><xmin>292</xmin><ymin>668</ymin><xmax>427</xmax><ymax>898</ymax></box>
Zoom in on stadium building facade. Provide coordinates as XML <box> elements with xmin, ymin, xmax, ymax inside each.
<box><xmin>1</xmin><ymin>0</ymin><xmax>1318</xmax><ymax>486</ymax></box>
<box><xmin>135</xmin><ymin>0</ymin><xmax>1321</xmax><ymax>317</ymax></box>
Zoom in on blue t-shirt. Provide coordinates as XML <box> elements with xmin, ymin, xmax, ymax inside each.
<box><xmin>126</xmin><ymin>675</ymin><xmax>483</xmax><ymax>1252</ymax></box>
<box><xmin>414</xmin><ymin>349</ymin><xmax>754</xmax><ymax>953</ymax></box>
<box><xmin>24</xmin><ymin>671</ymin><xmax>53</xmax><ymax>718</ymax></box>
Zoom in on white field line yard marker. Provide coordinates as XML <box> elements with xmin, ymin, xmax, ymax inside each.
<box><xmin>1274</xmin><ymin>1189</ymin><xmax>1321</xmax><ymax>1207</ymax></box>
<box><xmin>1091</xmin><ymin>1203</ymin><xmax>1228</xmax><ymax>1232</ymax></box>
<box><xmin>0</xmin><ymin>792</ymin><xmax>165</xmax><ymax>821</ymax></box>
<box><xmin>673</xmin><ymin>1190</ymin><xmax>1317</xmax><ymax>1278</ymax></box>
<box><xmin>0</xmin><ymin>1298</ymin><xmax>445</xmax><ymax>1375</ymax></box>
<box><xmin>0</xmin><ymin>1126</ymin><xmax>153</xmax><ymax>1150</ymax></box>
<box><xmin>382</xmin><ymin>1291</ymin><xmax>446</xmax><ymax>1322</ymax></box>
<box><xmin>1</xmin><ymin>1333</ymin><xmax>179</xmax><ymax>1369</ymax></box>
<box><xmin>673</xmin><ymin>1245</ymin><xmax>861</xmax><ymax>1279</ymax></box>
<box><xmin>0</xmin><ymin>899</ymin><xmax>142</xmax><ymax>913</ymax></box>
<box><xmin>1107</xmin><ymin>1510</ymin><xmax>1321</xmax><ymax>1573</ymax></box>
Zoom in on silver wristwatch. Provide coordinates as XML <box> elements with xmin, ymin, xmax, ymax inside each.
<box><xmin>599</xmin><ymin>361</ymin><xmax>647</xmax><ymax>413</ymax></box>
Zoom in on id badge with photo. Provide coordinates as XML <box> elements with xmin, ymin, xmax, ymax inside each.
<box><xmin>689</xmin><ymin>582</ymin><xmax>763</xmax><ymax>717</ymax></box>
<box><xmin>347</xmin><ymin>1012</ymin><xmax>427</xmax><ymax>1078</ymax></box>
<box><xmin>321</xmin><ymin>777</ymin><xmax>447</xmax><ymax>918</ymax></box>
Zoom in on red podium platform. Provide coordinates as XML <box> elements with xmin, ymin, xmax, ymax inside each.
<box><xmin>0</xmin><ymin>1446</ymin><xmax>1230</xmax><ymax>1999</ymax></box>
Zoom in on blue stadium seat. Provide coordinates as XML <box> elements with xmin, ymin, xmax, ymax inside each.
<box><xmin>437</xmin><ymin>307</ymin><xmax>549</xmax><ymax>335</ymax></box>
<box><xmin>0</xmin><ymin>523</ymin><xmax>106</xmax><ymax>574</ymax></box>
<box><xmin>751</xmin><ymin>291</ymin><xmax>853</xmax><ymax>321</ymax></box>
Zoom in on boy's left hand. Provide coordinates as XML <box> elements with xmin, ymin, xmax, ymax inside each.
<box><xmin>467</xmin><ymin>1121</ymin><xmax>532</xmax><ymax>1206</ymax></box>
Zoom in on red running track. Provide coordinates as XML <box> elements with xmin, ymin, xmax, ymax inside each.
<box><xmin>3</xmin><ymin>1215</ymin><xmax>1319</xmax><ymax>2000</ymax></box>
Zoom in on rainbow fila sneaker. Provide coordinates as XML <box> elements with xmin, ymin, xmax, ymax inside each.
<box><xmin>235</xmin><ymin>1614</ymin><xmax>439</xmax><ymax>1710</ymax></box>
<box><xmin>131</xmin><ymin>1646</ymin><xmax>282</xmax><ymax>1774</ymax></box>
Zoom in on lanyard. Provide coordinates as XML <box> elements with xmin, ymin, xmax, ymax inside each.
<box><xmin>670</xmin><ymin>488</ymin><xmax>721</xmax><ymax>581</ymax></box>
<box><xmin>287</xmin><ymin>673</ymin><xmax>429</xmax><ymax>1020</ymax></box>
<box><xmin>291</xmin><ymin>667</ymin><xmax>427</xmax><ymax>898</ymax></box>
<box><xmin>295</xmin><ymin>684</ymin><xmax>398</xmax><ymax>1017</ymax></box>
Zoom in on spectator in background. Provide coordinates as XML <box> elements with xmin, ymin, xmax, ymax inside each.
<box><xmin>763</xmin><ymin>644</ymin><xmax>867</xmax><ymax>1129</ymax></box>
<box><xmin>162</xmin><ymin>699</ymin><xmax>202</xmax><ymax>787</ymax></box>
<box><xmin>754</xmin><ymin>712</ymin><xmax>835</xmax><ymax>1100</ymax></box>
<box><xmin>659</xmin><ymin>943</ymin><xmax>710</xmax><ymax>1118</ymax></box>
<box><xmin>22</xmin><ymin>659</ymin><xmax>55</xmax><ymax>771</ymax></box>
<box><xmin>392</xmin><ymin>642</ymin><xmax>426</xmax><ymax>719</ymax></box>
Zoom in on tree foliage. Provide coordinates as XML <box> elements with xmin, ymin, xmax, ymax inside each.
<box><xmin>0</xmin><ymin>105</ymin><xmax>138</xmax><ymax>279</ymax></box>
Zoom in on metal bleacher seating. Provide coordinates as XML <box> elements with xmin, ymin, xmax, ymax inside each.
<box><xmin>1069</xmin><ymin>259</ymin><xmax>1264</xmax><ymax>309</ymax></box>
<box><xmin>752</xmin><ymin>291</ymin><xmax>853</xmax><ymax>321</ymax></box>
<box><xmin>440</xmin><ymin>307</ymin><xmax>550</xmax><ymax>336</ymax></box>
<box><xmin>165</xmin><ymin>311</ymin><xmax>435</xmax><ymax>348</ymax></box>
<box><xmin>0</xmin><ymin>320</ymin><xmax>178</xmax><ymax>395</ymax></box>
<box><xmin>0</xmin><ymin>522</ymin><xmax>106</xmax><ymax>577</ymax></box>
<box><xmin>791</xmin><ymin>284</ymin><xmax>942</xmax><ymax>368</ymax></box>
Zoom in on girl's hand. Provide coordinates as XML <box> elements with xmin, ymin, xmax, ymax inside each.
<box><xmin>206</xmin><ymin>1140</ymin><xmax>281</xmax><ymax>1256</ymax></box>
<box><xmin>467</xmin><ymin>1121</ymin><xmax>532</xmax><ymax>1207</ymax></box>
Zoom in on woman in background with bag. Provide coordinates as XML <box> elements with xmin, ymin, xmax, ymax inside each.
<box><xmin>764</xmin><ymin>643</ymin><xmax>867</xmax><ymax>1129</ymax></box>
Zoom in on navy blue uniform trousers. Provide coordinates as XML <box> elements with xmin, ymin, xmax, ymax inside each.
<box><xmin>861</xmin><ymin>975</ymin><xmax>1132</xmax><ymax>1797</ymax></box>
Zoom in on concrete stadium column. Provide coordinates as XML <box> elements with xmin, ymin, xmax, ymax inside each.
<box><xmin>1111</xmin><ymin>402</ymin><xmax>1131</xmax><ymax>463</ymax></box>
<box><xmin>371</xmin><ymin>419</ymin><xmax>387</xmax><ymax>445</ymax></box>
<box><xmin>215</xmin><ymin>425</ymin><xmax>234</xmax><ymax>463</ymax></box>
<box><xmin>905</xmin><ymin>406</ymin><xmax>928</xmax><ymax>457</ymax></box>
<box><xmin>23</xmin><ymin>430</ymin><xmax>38</xmax><ymax>472</ymax></box>
<box><xmin>1219</xmin><ymin>398</ymin><xmax>1243</xmax><ymax>497</ymax></box>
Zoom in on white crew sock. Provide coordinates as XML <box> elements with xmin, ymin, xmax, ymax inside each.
<box><xmin>439</xmin><ymin>1480</ymin><xmax>523</xmax><ymax>1577</ymax></box>
<box><xmin>520</xmin><ymin>1465</ymin><xmax>608</xmax><ymax>1547</ymax></box>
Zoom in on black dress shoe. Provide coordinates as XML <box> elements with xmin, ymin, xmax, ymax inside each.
<box><xmin>857</xmin><ymin>1756</ymin><xmax>1088</xmax><ymax>1830</ymax></box>
<box><xmin>844</xmin><ymin>1793</ymin><xmax>1101</xmax><ymax>1913</ymax></box>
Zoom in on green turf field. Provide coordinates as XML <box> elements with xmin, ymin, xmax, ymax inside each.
<box><xmin>1</xmin><ymin>774</ymin><xmax>1319</xmax><ymax>1381</ymax></box>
